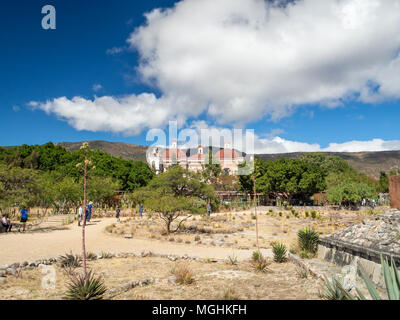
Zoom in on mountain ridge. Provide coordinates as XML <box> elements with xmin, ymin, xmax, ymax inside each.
<box><xmin>56</xmin><ymin>140</ymin><xmax>400</xmax><ymax>179</ymax></box>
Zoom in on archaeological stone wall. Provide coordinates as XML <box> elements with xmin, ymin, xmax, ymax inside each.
<box><xmin>389</xmin><ymin>175</ymin><xmax>400</xmax><ymax>209</ymax></box>
<box><xmin>318</xmin><ymin>211</ymin><xmax>400</xmax><ymax>288</ymax></box>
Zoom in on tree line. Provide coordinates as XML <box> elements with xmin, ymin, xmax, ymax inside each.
<box><xmin>0</xmin><ymin>142</ymin><xmax>154</xmax><ymax>214</ymax></box>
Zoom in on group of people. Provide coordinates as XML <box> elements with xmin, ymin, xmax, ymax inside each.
<box><xmin>115</xmin><ymin>203</ymin><xmax>144</xmax><ymax>222</ymax></box>
<box><xmin>78</xmin><ymin>202</ymin><xmax>93</xmax><ymax>226</ymax></box>
<box><xmin>1</xmin><ymin>206</ymin><xmax>29</xmax><ymax>233</ymax></box>
<box><xmin>76</xmin><ymin>202</ymin><xmax>145</xmax><ymax>226</ymax></box>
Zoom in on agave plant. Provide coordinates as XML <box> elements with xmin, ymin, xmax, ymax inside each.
<box><xmin>58</xmin><ymin>252</ymin><xmax>82</xmax><ymax>269</ymax></box>
<box><xmin>298</xmin><ymin>227</ymin><xmax>319</xmax><ymax>255</ymax></box>
<box><xmin>356</xmin><ymin>255</ymin><xmax>400</xmax><ymax>300</ymax></box>
<box><xmin>319</xmin><ymin>275</ymin><xmax>354</xmax><ymax>300</ymax></box>
<box><xmin>272</xmin><ymin>242</ymin><xmax>287</xmax><ymax>263</ymax></box>
<box><xmin>64</xmin><ymin>270</ymin><xmax>107</xmax><ymax>300</ymax></box>
<box><xmin>320</xmin><ymin>255</ymin><xmax>400</xmax><ymax>300</ymax></box>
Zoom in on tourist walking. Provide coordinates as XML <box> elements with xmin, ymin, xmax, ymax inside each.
<box><xmin>18</xmin><ymin>206</ymin><xmax>28</xmax><ymax>232</ymax></box>
<box><xmin>116</xmin><ymin>207</ymin><xmax>121</xmax><ymax>222</ymax></box>
<box><xmin>87</xmin><ymin>202</ymin><xmax>93</xmax><ymax>222</ymax></box>
<box><xmin>1</xmin><ymin>214</ymin><xmax>12</xmax><ymax>232</ymax></box>
<box><xmin>78</xmin><ymin>205</ymin><xmax>83</xmax><ymax>226</ymax></box>
<box><xmin>206</xmin><ymin>202</ymin><xmax>212</xmax><ymax>216</ymax></box>
<box><xmin>138</xmin><ymin>203</ymin><xmax>144</xmax><ymax>218</ymax></box>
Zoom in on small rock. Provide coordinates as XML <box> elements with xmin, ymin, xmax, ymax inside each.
<box><xmin>185</xmin><ymin>240</ymin><xmax>191</xmax><ymax>244</ymax></box>
<box><xmin>169</xmin><ymin>237</ymin><xmax>175</xmax><ymax>242</ymax></box>
<box><xmin>0</xmin><ymin>277</ymin><xmax>6</xmax><ymax>285</ymax></box>
<box><xmin>125</xmin><ymin>233</ymin><xmax>133</xmax><ymax>239</ymax></box>
<box><xmin>22</xmin><ymin>261</ymin><xmax>29</xmax><ymax>267</ymax></box>
<box><xmin>177</xmin><ymin>238</ymin><xmax>183</xmax><ymax>243</ymax></box>
<box><xmin>10</xmin><ymin>263</ymin><xmax>20</xmax><ymax>269</ymax></box>
<box><xmin>168</xmin><ymin>255</ymin><xmax>177</xmax><ymax>261</ymax></box>
<box><xmin>6</xmin><ymin>268</ymin><xmax>17</xmax><ymax>276</ymax></box>
<box><xmin>0</xmin><ymin>270</ymin><xmax>6</xmax><ymax>277</ymax></box>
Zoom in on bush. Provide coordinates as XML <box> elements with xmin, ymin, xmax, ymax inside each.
<box><xmin>272</xmin><ymin>242</ymin><xmax>287</xmax><ymax>263</ymax></box>
<box><xmin>279</xmin><ymin>212</ymin><xmax>282</xmax><ymax>217</ymax></box>
<box><xmin>58</xmin><ymin>252</ymin><xmax>82</xmax><ymax>269</ymax></box>
<box><xmin>221</xmin><ymin>288</ymin><xmax>240</xmax><ymax>300</ymax></box>
<box><xmin>227</xmin><ymin>254</ymin><xmax>238</xmax><ymax>266</ymax></box>
<box><xmin>305</xmin><ymin>211</ymin><xmax>309</xmax><ymax>218</ymax></box>
<box><xmin>64</xmin><ymin>271</ymin><xmax>107</xmax><ymax>300</ymax></box>
<box><xmin>171</xmin><ymin>264</ymin><xmax>195</xmax><ymax>285</ymax></box>
<box><xmin>86</xmin><ymin>252</ymin><xmax>97</xmax><ymax>261</ymax></box>
<box><xmin>251</xmin><ymin>250</ymin><xmax>260</xmax><ymax>262</ymax></box>
<box><xmin>298</xmin><ymin>227</ymin><xmax>319</xmax><ymax>255</ymax></box>
<box><xmin>299</xmin><ymin>250</ymin><xmax>315</xmax><ymax>259</ymax></box>
<box><xmin>311</xmin><ymin>210</ymin><xmax>317</xmax><ymax>219</ymax></box>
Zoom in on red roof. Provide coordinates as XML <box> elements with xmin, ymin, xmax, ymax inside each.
<box><xmin>214</xmin><ymin>148</ymin><xmax>240</xmax><ymax>160</ymax></box>
<box><xmin>189</xmin><ymin>153</ymin><xmax>205</xmax><ymax>160</ymax></box>
<box><xmin>162</xmin><ymin>148</ymin><xmax>187</xmax><ymax>160</ymax></box>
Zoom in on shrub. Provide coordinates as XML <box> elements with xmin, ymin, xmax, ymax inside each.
<box><xmin>58</xmin><ymin>252</ymin><xmax>82</xmax><ymax>269</ymax></box>
<box><xmin>221</xmin><ymin>288</ymin><xmax>240</xmax><ymax>300</ymax></box>
<box><xmin>86</xmin><ymin>252</ymin><xmax>97</xmax><ymax>261</ymax></box>
<box><xmin>311</xmin><ymin>210</ymin><xmax>317</xmax><ymax>219</ymax></box>
<box><xmin>296</xmin><ymin>266</ymin><xmax>309</xmax><ymax>279</ymax></box>
<box><xmin>298</xmin><ymin>227</ymin><xmax>319</xmax><ymax>255</ymax></box>
<box><xmin>299</xmin><ymin>250</ymin><xmax>315</xmax><ymax>259</ymax></box>
<box><xmin>227</xmin><ymin>254</ymin><xmax>238</xmax><ymax>266</ymax></box>
<box><xmin>279</xmin><ymin>212</ymin><xmax>282</xmax><ymax>217</ymax></box>
<box><xmin>252</xmin><ymin>257</ymin><xmax>270</xmax><ymax>273</ymax></box>
<box><xmin>319</xmin><ymin>275</ymin><xmax>353</xmax><ymax>300</ymax></box>
<box><xmin>251</xmin><ymin>250</ymin><xmax>260</xmax><ymax>262</ymax></box>
<box><xmin>101</xmin><ymin>251</ymin><xmax>113</xmax><ymax>259</ymax></box>
<box><xmin>272</xmin><ymin>242</ymin><xmax>287</xmax><ymax>263</ymax></box>
<box><xmin>171</xmin><ymin>264</ymin><xmax>195</xmax><ymax>285</ymax></box>
<box><xmin>64</xmin><ymin>271</ymin><xmax>107</xmax><ymax>300</ymax></box>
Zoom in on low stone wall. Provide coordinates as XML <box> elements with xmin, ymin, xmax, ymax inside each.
<box><xmin>318</xmin><ymin>210</ymin><xmax>400</xmax><ymax>288</ymax></box>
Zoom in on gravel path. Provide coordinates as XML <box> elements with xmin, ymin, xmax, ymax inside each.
<box><xmin>0</xmin><ymin>218</ymin><xmax>271</xmax><ymax>266</ymax></box>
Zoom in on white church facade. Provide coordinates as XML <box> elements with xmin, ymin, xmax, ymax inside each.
<box><xmin>146</xmin><ymin>139</ymin><xmax>245</xmax><ymax>175</ymax></box>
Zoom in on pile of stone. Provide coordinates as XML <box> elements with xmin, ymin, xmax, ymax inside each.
<box><xmin>326</xmin><ymin>210</ymin><xmax>400</xmax><ymax>256</ymax></box>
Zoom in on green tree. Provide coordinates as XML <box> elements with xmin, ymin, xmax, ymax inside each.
<box><xmin>131</xmin><ymin>166</ymin><xmax>216</xmax><ymax>235</ymax></box>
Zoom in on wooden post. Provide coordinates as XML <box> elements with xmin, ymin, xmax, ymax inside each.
<box><xmin>253</xmin><ymin>176</ymin><xmax>260</xmax><ymax>252</ymax></box>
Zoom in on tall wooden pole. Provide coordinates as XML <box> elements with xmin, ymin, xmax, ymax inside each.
<box><xmin>253</xmin><ymin>175</ymin><xmax>260</xmax><ymax>253</ymax></box>
<box><xmin>82</xmin><ymin>151</ymin><xmax>88</xmax><ymax>279</ymax></box>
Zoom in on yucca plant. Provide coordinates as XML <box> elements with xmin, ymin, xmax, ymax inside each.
<box><xmin>101</xmin><ymin>251</ymin><xmax>113</xmax><ymax>259</ymax></box>
<box><xmin>298</xmin><ymin>227</ymin><xmax>319</xmax><ymax>255</ymax></box>
<box><xmin>272</xmin><ymin>242</ymin><xmax>287</xmax><ymax>263</ymax></box>
<box><xmin>356</xmin><ymin>255</ymin><xmax>400</xmax><ymax>300</ymax></box>
<box><xmin>227</xmin><ymin>254</ymin><xmax>238</xmax><ymax>266</ymax></box>
<box><xmin>251</xmin><ymin>252</ymin><xmax>270</xmax><ymax>273</ymax></box>
<box><xmin>320</xmin><ymin>275</ymin><xmax>354</xmax><ymax>300</ymax></box>
<box><xmin>251</xmin><ymin>250</ymin><xmax>260</xmax><ymax>262</ymax></box>
<box><xmin>64</xmin><ymin>270</ymin><xmax>107</xmax><ymax>300</ymax></box>
<box><xmin>58</xmin><ymin>252</ymin><xmax>82</xmax><ymax>269</ymax></box>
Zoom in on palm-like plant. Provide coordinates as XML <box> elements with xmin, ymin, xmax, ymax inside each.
<box><xmin>298</xmin><ymin>227</ymin><xmax>319</xmax><ymax>255</ymax></box>
<box><xmin>58</xmin><ymin>252</ymin><xmax>82</xmax><ymax>268</ymax></box>
<box><xmin>64</xmin><ymin>270</ymin><xmax>107</xmax><ymax>300</ymax></box>
<box><xmin>272</xmin><ymin>242</ymin><xmax>287</xmax><ymax>263</ymax></box>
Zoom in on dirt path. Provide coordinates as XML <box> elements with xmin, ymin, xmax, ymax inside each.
<box><xmin>0</xmin><ymin>218</ymin><xmax>271</xmax><ymax>266</ymax></box>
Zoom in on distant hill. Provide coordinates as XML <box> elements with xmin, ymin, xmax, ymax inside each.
<box><xmin>56</xmin><ymin>140</ymin><xmax>400</xmax><ymax>179</ymax></box>
<box><xmin>56</xmin><ymin>140</ymin><xmax>147</xmax><ymax>162</ymax></box>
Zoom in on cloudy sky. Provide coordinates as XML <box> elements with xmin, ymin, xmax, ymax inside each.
<box><xmin>1</xmin><ymin>0</ymin><xmax>400</xmax><ymax>153</ymax></box>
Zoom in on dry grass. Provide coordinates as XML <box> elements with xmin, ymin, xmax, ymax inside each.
<box><xmin>0</xmin><ymin>256</ymin><xmax>322</xmax><ymax>300</ymax></box>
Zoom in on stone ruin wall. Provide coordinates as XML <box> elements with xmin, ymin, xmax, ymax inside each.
<box><xmin>389</xmin><ymin>175</ymin><xmax>400</xmax><ymax>209</ymax></box>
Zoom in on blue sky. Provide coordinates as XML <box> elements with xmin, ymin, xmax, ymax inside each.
<box><xmin>1</xmin><ymin>0</ymin><xmax>400</xmax><ymax>153</ymax></box>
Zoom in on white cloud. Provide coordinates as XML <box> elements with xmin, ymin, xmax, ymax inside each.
<box><xmin>32</xmin><ymin>0</ymin><xmax>400</xmax><ymax>144</ymax></box>
<box><xmin>187</xmin><ymin>122</ymin><xmax>400</xmax><ymax>154</ymax></box>
<box><xmin>92</xmin><ymin>84</ymin><xmax>103</xmax><ymax>92</ymax></box>
<box><xmin>106</xmin><ymin>46</ymin><xmax>125</xmax><ymax>55</ymax></box>
<box><xmin>128</xmin><ymin>0</ymin><xmax>400</xmax><ymax>123</ymax></box>
<box><xmin>32</xmin><ymin>94</ymin><xmax>201</xmax><ymax>135</ymax></box>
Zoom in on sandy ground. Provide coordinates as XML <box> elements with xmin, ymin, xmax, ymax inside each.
<box><xmin>0</xmin><ymin>218</ymin><xmax>272</xmax><ymax>266</ymax></box>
